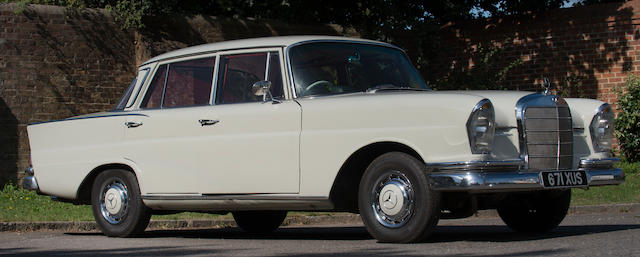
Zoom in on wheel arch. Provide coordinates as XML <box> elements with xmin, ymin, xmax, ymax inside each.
<box><xmin>75</xmin><ymin>163</ymin><xmax>136</xmax><ymax>205</ymax></box>
<box><xmin>329</xmin><ymin>141</ymin><xmax>424</xmax><ymax>212</ymax></box>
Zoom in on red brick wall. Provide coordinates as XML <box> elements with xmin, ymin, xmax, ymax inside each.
<box><xmin>430</xmin><ymin>0</ymin><xmax>640</xmax><ymax>108</ymax></box>
<box><xmin>0</xmin><ymin>3</ymin><xmax>352</xmax><ymax>185</ymax></box>
<box><xmin>0</xmin><ymin>4</ymin><xmax>135</xmax><ymax>185</ymax></box>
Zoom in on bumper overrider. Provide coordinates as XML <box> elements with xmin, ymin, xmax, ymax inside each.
<box><xmin>428</xmin><ymin>158</ymin><xmax>624</xmax><ymax>192</ymax></box>
<box><xmin>22</xmin><ymin>166</ymin><xmax>39</xmax><ymax>192</ymax></box>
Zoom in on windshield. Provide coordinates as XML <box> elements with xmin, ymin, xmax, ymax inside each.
<box><xmin>289</xmin><ymin>42</ymin><xmax>429</xmax><ymax>97</ymax></box>
<box><xmin>114</xmin><ymin>68</ymin><xmax>149</xmax><ymax>110</ymax></box>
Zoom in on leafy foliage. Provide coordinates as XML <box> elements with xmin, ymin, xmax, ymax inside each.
<box><xmin>614</xmin><ymin>75</ymin><xmax>640</xmax><ymax>162</ymax></box>
<box><xmin>3</xmin><ymin>0</ymin><xmax>577</xmax><ymax>31</ymax></box>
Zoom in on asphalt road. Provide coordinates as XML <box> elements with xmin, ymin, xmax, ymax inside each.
<box><xmin>1</xmin><ymin>212</ymin><xmax>639</xmax><ymax>257</ymax></box>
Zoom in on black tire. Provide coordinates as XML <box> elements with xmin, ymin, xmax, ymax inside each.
<box><xmin>91</xmin><ymin>169</ymin><xmax>151</xmax><ymax>237</ymax></box>
<box><xmin>358</xmin><ymin>152</ymin><xmax>440</xmax><ymax>243</ymax></box>
<box><xmin>497</xmin><ymin>189</ymin><xmax>571</xmax><ymax>233</ymax></box>
<box><xmin>232</xmin><ymin>211</ymin><xmax>288</xmax><ymax>233</ymax></box>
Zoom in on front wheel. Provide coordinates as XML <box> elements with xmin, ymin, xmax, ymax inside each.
<box><xmin>497</xmin><ymin>189</ymin><xmax>571</xmax><ymax>233</ymax></box>
<box><xmin>91</xmin><ymin>169</ymin><xmax>151</xmax><ymax>237</ymax></box>
<box><xmin>232</xmin><ymin>211</ymin><xmax>287</xmax><ymax>233</ymax></box>
<box><xmin>358</xmin><ymin>152</ymin><xmax>440</xmax><ymax>243</ymax></box>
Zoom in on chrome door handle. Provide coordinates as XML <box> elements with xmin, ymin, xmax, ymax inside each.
<box><xmin>199</xmin><ymin>119</ymin><xmax>219</xmax><ymax>126</ymax></box>
<box><xmin>125</xmin><ymin>121</ymin><xmax>143</xmax><ymax>128</ymax></box>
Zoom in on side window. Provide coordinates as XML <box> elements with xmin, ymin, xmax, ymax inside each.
<box><xmin>141</xmin><ymin>64</ymin><xmax>167</xmax><ymax>109</ymax></box>
<box><xmin>267</xmin><ymin>52</ymin><xmax>284</xmax><ymax>99</ymax></box>
<box><xmin>114</xmin><ymin>68</ymin><xmax>149</xmax><ymax>111</ymax></box>
<box><xmin>215</xmin><ymin>51</ymin><xmax>284</xmax><ymax>104</ymax></box>
<box><xmin>215</xmin><ymin>53</ymin><xmax>266</xmax><ymax>104</ymax></box>
<box><xmin>163</xmin><ymin>57</ymin><xmax>215</xmax><ymax>108</ymax></box>
<box><xmin>140</xmin><ymin>57</ymin><xmax>216</xmax><ymax>109</ymax></box>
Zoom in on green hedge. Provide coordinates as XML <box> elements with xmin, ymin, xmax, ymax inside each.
<box><xmin>615</xmin><ymin>75</ymin><xmax>640</xmax><ymax>162</ymax></box>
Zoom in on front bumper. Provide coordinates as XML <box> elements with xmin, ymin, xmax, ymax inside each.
<box><xmin>428</xmin><ymin>158</ymin><xmax>624</xmax><ymax>192</ymax></box>
<box><xmin>22</xmin><ymin>166</ymin><xmax>39</xmax><ymax>192</ymax></box>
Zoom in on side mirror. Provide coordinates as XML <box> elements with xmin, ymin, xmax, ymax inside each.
<box><xmin>252</xmin><ymin>80</ymin><xmax>272</xmax><ymax>97</ymax></box>
<box><xmin>252</xmin><ymin>80</ymin><xmax>280</xmax><ymax>103</ymax></box>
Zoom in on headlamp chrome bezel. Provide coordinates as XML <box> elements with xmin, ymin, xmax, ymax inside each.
<box><xmin>466</xmin><ymin>99</ymin><xmax>495</xmax><ymax>154</ymax></box>
<box><xmin>589</xmin><ymin>103</ymin><xmax>615</xmax><ymax>152</ymax></box>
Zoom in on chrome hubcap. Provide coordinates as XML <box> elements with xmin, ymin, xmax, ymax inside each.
<box><xmin>371</xmin><ymin>171</ymin><xmax>414</xmax><ymax>228</ymax></box>
<box><xmin>100</xmin><ymin>180</ymin><xmax>129</xmax><ymax>224</ymax></box>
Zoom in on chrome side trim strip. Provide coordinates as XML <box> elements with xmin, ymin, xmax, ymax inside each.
<box><xmin>142</xmin><ymin>194</ymin><xmax>328</xmax><ymax>201</ymax></box>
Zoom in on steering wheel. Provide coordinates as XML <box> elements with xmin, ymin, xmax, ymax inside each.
<box><xmin>304</xmin><ymin>80</ymin><xmax>333</xmax><ymax>95</ymax></box>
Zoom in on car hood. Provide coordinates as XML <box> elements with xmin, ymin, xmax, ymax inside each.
<box><xmin>433</xmin><ymin>90</ymin><xmax>536</xmax><ymax>128</ymax></box>
<box><xmin>307</xmin><ymin>90</ymin><xmax>536</xmax><ymax>128</ymax></box>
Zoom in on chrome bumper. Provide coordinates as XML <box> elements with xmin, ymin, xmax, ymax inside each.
<box><xmin>21</xmin><ymin>166</ymin><xmax>39</xmax><ymax>191</ymax></box>
<box><xmin>428</xmin><ymin>158</ymin><xmax>624</xmax><ymax>192</ymax></box>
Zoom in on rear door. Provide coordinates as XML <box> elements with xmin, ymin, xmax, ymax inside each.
<box><xmin>124</xmin><ymin>55</ymin><xmax>218</xmax><ymax>194</ymax></box>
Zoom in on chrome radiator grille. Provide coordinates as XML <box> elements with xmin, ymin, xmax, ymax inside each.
<box><xmin>523</xmin><ymin>106</ymin><xmax>573</xmax><ymax>170</ymax></box>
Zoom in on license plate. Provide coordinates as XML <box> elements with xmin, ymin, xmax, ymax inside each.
<box><xmin>541</xmin><ymin>170</ymin><xmax>588</xmax><ymax>188</ymax></box>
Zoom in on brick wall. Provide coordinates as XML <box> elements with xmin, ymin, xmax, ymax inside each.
<box><xmin>0</xmin><ymin>3</ymin><xmax>352</xmax><ymax>185</ymax></box>
<box><xmin>0</xmin><ymin>4</ymin><xmax>135</xmax><ymax>185</ymax></box>
<box><xmin>429</xmin><ymin>0</ymin><xmax>640</xmax><ymax>107</ymax></box>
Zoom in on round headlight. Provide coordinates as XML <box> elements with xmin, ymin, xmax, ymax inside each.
<box><xmin>590</xmin><ymin>103</ymin><xmax>615</xmax><ymax>152</ymax></box>
<box><xmin>467</xmin><ymin>99</ymin><xmax>495</xmax><ymax>154</ymax></box>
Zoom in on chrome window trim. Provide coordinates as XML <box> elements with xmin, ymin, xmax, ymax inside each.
<box><xmin>209</xmin><ymin>55</ymin><xmax>221</xmax><ymax>105</ymax></box>
<box><xmin>285</xmin><ymin>39</ymin><xmax>407</xmax><ymax>99</ymax></box>
<box><xmin>515</xmin><ymin>93</ymin><xmax>572</xmax><ymax>170</ymax></box>
<box><xmin>265</xmin><ymin>51</ymin><xmax>271</xmax><ymax>80</ymax></box>
<box><xmin>213</xmin><ymin>47</ymin><xmax>283</xmax><ymax>105</ymax></box>
<box><xmin>159</xmin><ymin>63</ymin><xmax>170</xmax><ymax>108</ymax></box>
<box><xmin>138</xmin><ymin>54</ymin><xmax>219</xmax><ymax>109</ymax></box>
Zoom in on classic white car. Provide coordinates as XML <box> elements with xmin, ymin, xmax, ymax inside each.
<box><xmin>23</xmin><ymin>36</ymin><xmax>623</xmax><ymax>243</ymax></box>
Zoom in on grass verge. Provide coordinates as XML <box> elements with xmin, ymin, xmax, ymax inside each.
<box><xmin>1</xmin><ymin>162</ymin><xmax>638</xmax><ymax>222</ymax></box>
<box><xmin>571</xmin><ymin>161</ymin><xmax>640</xmax><ymax>205</ymax></box>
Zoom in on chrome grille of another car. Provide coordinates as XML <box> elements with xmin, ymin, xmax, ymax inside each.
<box><xmin>523</xmin><ymin>106</ymin><xmax>573</xmax><ymax>170</ymax></box>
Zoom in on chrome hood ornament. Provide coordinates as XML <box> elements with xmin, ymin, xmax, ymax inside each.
<box><xmin>542</xmin><ymin>77</ymin><xmax>552</xmax><ymax>96</ymax></box>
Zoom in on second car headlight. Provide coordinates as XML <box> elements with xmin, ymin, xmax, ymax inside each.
<box><xmin>467</xmin><ymin>99</ymin><xmax>495</xmax><ymax>154</ymax></box>
<box><xmin>590</xmin><ymin>103</ymin><xmax>615</xmax><ymax>152</ymax></box>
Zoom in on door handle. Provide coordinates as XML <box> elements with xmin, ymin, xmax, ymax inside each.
<box><xmin>199</xmin><ymin>119</ymin><xmax>219</xmax><ymax>126</ymax></box>
<box><xmin>125</xmin><ymin>121</ymin><xmax>143</xmax><ymax>128</ymax></box>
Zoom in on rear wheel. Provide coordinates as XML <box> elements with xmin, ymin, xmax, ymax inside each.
<box><xmin>358</xmin><ymin>152</ymin><xmax>440</xmax><ymax>243</ymax></box>
<box><xmin>232</xmin><ymin>211</ymin><xmax>288</xmax><ymax>233</ymax></box>
<box><xmin>497</xmin><ymin>189</ymin><xmax>571</xmax><ymax>233</ymax></box>
<box><xmin>91</xmin><ymin>169</ymin><xmax>151</xmax><ymax>237</ymax></box>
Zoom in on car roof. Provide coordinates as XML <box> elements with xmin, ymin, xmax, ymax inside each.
<box><xmin>141</xmin><ymin>35</ymin><xmax>396</xmax><ymax>66</ymax></box>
